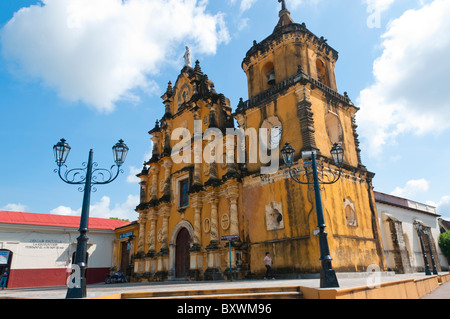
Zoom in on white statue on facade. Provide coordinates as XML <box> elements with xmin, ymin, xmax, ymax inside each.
<box><xmin>184</xmin><ymin>46</ymin><xmax>192</xmax><ymax>68</ymax></box>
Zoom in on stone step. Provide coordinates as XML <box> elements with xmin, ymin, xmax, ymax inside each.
<box><xmin>148</xmin><ymin>291</ymin><xmax>303</xmax><ymax>299</ymax></box>
<box><xmin>119</xmin><ymin>285</ymin><xmax>303</xmax><ymax>299</ymax></box>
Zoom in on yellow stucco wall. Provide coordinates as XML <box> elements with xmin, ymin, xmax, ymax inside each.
<box><xmin>241</xmin><ymin>167</ymin><xmax>385</xmax><ymax>275</ymax></box>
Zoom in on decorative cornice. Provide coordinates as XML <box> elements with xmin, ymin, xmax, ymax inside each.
<box><xmin>243</xmin><ymin>22</ymin><xmax>339</xmax><ymax>68</ymax></box>
<box><xmin>234</xmin><ymin>68</ymin><xmax>356</xmax><ymax>115</ymax></box>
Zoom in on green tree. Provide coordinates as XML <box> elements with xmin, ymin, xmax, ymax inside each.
<box><xmin>439</xmin><ymin>231</ymin><xmax>450</xmax><ymax>262</ymax></box>
<box><xmin>109</xmin><ymin>217</ymin><xmax>130</xmax><ymax>222</ymax></box>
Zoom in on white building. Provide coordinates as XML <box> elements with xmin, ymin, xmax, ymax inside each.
<box><xmin>375</xmin><ymin>192</ymin><xmax>449</xmax><ymax>274</ymax></box>
<box><xmin>0</xmin><ymin>211</ymin><xmax>129</xmax><ymax>288</ymax></box>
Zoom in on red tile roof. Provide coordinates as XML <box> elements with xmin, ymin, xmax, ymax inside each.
<box><xmin>0</xmin><ymin>211</ymin><xmax>130</xmax><ymax>230</ymax></box>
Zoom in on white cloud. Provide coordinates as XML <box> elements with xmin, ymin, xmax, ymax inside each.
<box><xmin>357</xmin><ymin>0</ymin><xmax>450</xmax><ymax>156</ymax></box>
<box><xmin>427</xmin><ymin>196</ymin><xmax>450</xmax><ymax>220</ymax></box>
<box><xmin>1</xmin><ymin>203</ymin><xmax>28</xmax><ymax>212</ymax></box>
<box><xmin>50</xmin><ymin>205</ymin><xmax>80</xmax><ymax>216</ymax></box>
<box><xmin>50</xmin><ymin>194</ymin><xmax>139</xmax><ymax>221</ymax></box>
<box><xmin>0</xmin><ymin>0</ymin><xmax>230</xmax><ymax>112</ymax></box>
<box><xmin>391</xmin><ymin>178</ymin><xmax>429</xmax><ymax>198</ymax></box>
<box><xmin>239</xmin><ymin>0</ymin><xmax>258</xmax><ymax>12</ymax></box>
<box><xmin>127</xmin><ymin>166</ymin><xmax>142</xmax><ymax>184</ymax></box>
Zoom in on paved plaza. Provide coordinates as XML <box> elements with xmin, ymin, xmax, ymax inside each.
<box><xmin>0</xmin><ymin>272</ymin><xmax>448</xmax><ymax>299</ymax></box>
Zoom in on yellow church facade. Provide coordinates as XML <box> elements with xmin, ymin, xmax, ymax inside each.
<box><xmin>114</xmin><ymin>3</ymin><xmax>386</xmax><ymax>281</ymax></box>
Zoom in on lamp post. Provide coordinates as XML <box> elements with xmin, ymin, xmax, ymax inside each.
<box><xmin>414</xmin><ymin>221</ymin><xmax>434</xmax><ymax>276</ymax></box>
<box><xmin>281</xmin><ymin>143</ymin><xmax>344</xmax><ymax>288</ymax></box>
<box><xmin>53</xmin><ymin>138</ymin><xmax>129</xmax><ymax>299</ymax></box>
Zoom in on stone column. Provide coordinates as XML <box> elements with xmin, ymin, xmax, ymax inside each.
<box><xmin>139</xmin><ymin>181</ymin><xmax>147</xmax><ymax>204</ymax></box>
<box><xmin>150</xmin><ymin>165</ymin><xmax>160</xmax><ymax>201</ymax></box>
<box><xmin>204</xmin><ymin>137</ymin><xmax>221</xmax><ymax>187</ymax></box>
<box><xmin>156</xmin><ymin>205</ymin><xmax>170</xmax><ymax>280</ymax></box>
<box><xmin>161</xmin><ymin>159</ymin><xmax>172</xmax><ymax>200</ymax></box>
<box><xmin>224</xmin><ymin>134</ymin><xmax>239</xmax><ymax>179</ymax></box>
<box><xmin>209</xmin><ymin>160</ymin><xmax>219</xmax><ymax>182</ymax></box>
<box><xmin>223</xmin><ymin>183</ymin><xmax>240</xmax><ymax>274</ymax></box>
<box><xmin>190</xmin><ymin>194</ymin><xmax>203</xmax><ymax>249</ymax></box>
<box><xmin>135</xmin><ymin>212</ymin><xmax>147</xmax><ymax>275</ymax></box>
<box><xmin>192</xmin><ymin>105</ymin><xmax>203</xmax><ymax>187</ymax></box>
<box><xmin>148</xmin><ymin>127</ymin><xmax>161</xmax><ymax>164</ymax></box>
<box><xmin>204</xmin><ymin>190</ymin><xmax>223</xmax><ymax>280</ymax></box>
<box><xmin>207</xmin><ymin>191</ymin><xmax>219</xmax><ymax>247</ymax></box>
<box><xmin>227</xmin><ymin>185</ymin><xmax>240</xmax><ymax>237</ymax></box>
<box><xmin>189</xmin><ymin>194</ymin><xmax>204</xmax><ymax>280</ymax></box>
<box><xmin>137</xmin><ymin>213</ymin><xmax>147</xmax><ymax>255</ymax></box>
<box><xmin>151</xmin><ymin>132</ymin><xmax>161</xmax><ymax>159</ymax></box>
<box><xmin>160</xmin><ymin>207</ymin><xmax>170</xmax><ymax>255</ymax></box>
<box><xmin>162</xmin><ymin>123</ymin><xmax>172</xmax><ymax>157</ymax></box>
<box><xmin>147</xmin><ymin>210</ymin><xmax>158</xmax><ymax>256</ymax></box>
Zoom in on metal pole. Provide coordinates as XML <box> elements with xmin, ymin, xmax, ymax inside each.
<box><xmin>66</xmin><ymin>149</ymin><xmax>93</xmax><ymax>299</ymax></box>
<box><xmin>311</xmin><ymin>152</ymin><xmax>339</xmax><ymax>288</ymax></box>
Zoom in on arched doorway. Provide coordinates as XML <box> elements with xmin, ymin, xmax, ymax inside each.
<box><xmin>175</xmin><ymin>228</ymin><xmax>191</xmax><ymax>278</ymax></box>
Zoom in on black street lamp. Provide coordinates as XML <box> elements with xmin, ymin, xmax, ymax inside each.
<box><xmin>53</xmin><ymin>138</ymin><xmax>128</xmax><ymax>299</ymax></box>
<box><xmin>281</xmin><ymin>143</ymin><xmax>344</xmax><ymax>288</ymax></box>
<box><xmin>414</xmin><ymin>221</ymin><xmax>431</xmax><ymax>276</ymax></box>
<box><xmin>413</xmin><ymin>221</ymin><xmax>438</xmax><ymax>276</ymax></box>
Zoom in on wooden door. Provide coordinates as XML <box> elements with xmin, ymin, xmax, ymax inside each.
<box><xmin>120</xmin><ymin>241</ymin><xmax>130</xmax><ymax>275</ymax></box>
<box><xmin>175</xmin><ymin>228</ymin><xmax>190</xmax><ymax>278</ymax></box>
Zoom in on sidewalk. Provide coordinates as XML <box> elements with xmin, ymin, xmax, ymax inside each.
<box><xmin>421</xmin><ymin>280</ymin><xmax>450</xmax><ymax>299</ymax></box>
<box><xmin>0</xmin><ymin>273</ymin><xmax>447</xmax><ymax>299</ymax></box>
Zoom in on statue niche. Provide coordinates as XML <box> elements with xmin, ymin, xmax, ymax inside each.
<box><xmin>177</xmin><ymin>84</ymin><xmax>191</xmax><ymax>111</ymax></box>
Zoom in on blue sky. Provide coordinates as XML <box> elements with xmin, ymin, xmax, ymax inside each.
<box><xmin>0</xmin><ymin>0</ymin><xmax>449</xmax><ymax>221</ymax></box>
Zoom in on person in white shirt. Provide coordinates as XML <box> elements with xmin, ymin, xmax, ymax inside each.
<box><xmin>264</xmin><ymin>252</ymin><xmax>275</xmax><ymax>279</ymax></box>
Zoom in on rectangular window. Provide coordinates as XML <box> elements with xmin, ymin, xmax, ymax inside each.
<box><xmin>179</xmin><ymin>179</ymin><xmax>189</xmax><ymax>208</ymax></box>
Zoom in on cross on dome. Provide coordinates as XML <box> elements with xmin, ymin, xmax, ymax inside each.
<box><xmin>278</xmin><ymin>0</ymin><xmax>287</xmax><ymax>11</ymax></box>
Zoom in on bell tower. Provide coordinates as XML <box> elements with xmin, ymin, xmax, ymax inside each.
<box><xmin>235</xmin><ymin>1</ymin><xmax>386</xmax><ymax>277</ymax></box>
<box><xmin>242</xmin><ymin>1</ymin><xmax>339</xmax><ymax>99</ymax></box>
<box><xmin>235</xmin><ymin>0</ymin><xmax>363</xmax><ymax>171</ymax></box>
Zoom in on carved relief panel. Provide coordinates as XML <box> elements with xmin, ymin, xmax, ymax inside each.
<box><xmin>265</xmin><ymin>201</ymin><xmax>284</xmax><ymax>231</ymax></box>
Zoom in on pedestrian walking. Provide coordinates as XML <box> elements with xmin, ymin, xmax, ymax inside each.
<box><xmin>264</xmin><ymin>252</ymin><xmax>275</xmax><ymax>279</ymax></box>
<box><xmin>0</xmin><ymin>268</ymin><xmax>9</xmax><ymax>290</ymax></box>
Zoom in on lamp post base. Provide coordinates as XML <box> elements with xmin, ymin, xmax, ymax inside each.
<box><xmin>65</xmin><ymin>279</ymin><xmax>86</xmax><ymax>299</ymax></box>
<box><xmin>320</xmin><ymin>264</ymin><xmax>340</xmax><ymax>289</ymax></box>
